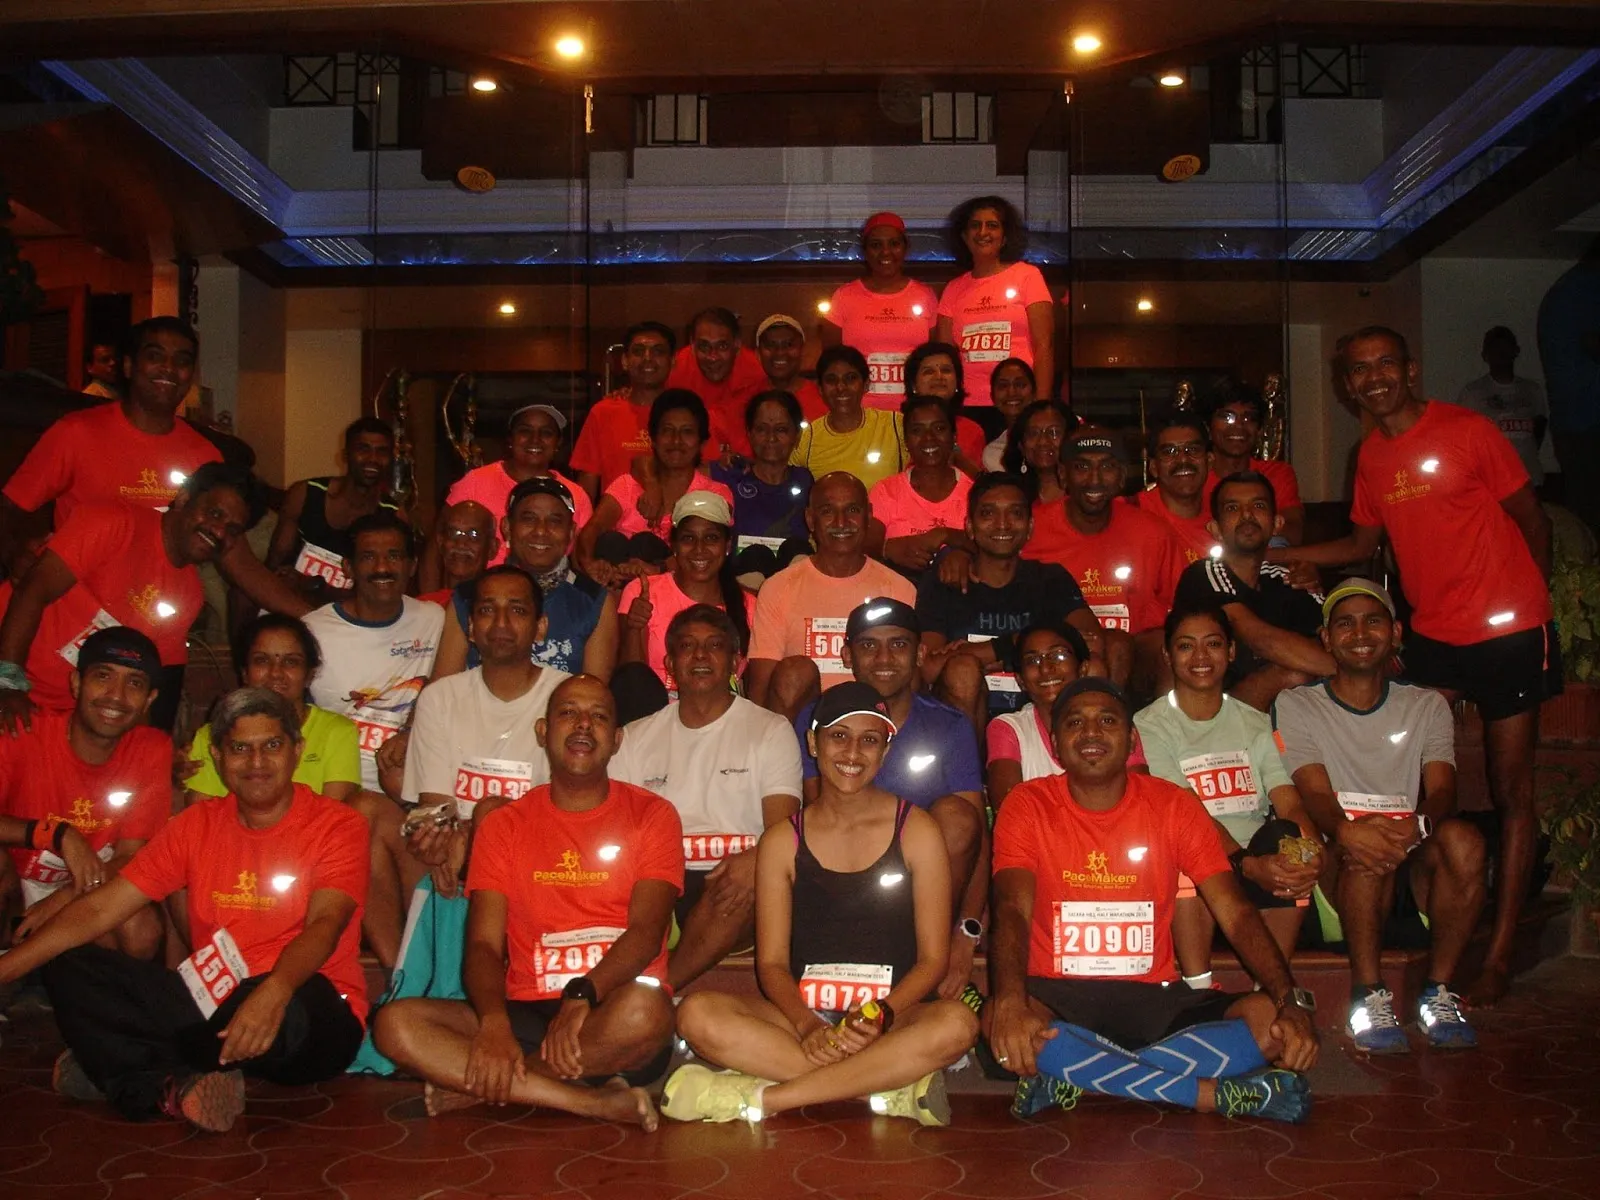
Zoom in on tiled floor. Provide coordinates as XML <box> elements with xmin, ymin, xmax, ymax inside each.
<box><xmin>1</xmin><ymin>958</ymin><xmax>1597</xmax><ymax>1200</ymax></box>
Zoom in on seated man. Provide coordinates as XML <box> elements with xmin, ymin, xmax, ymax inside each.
<box><xmin>1131</xmin><ymin>415</ymin><xmax>1218</xmax><ymax>563</ymax></box>
<box><xmin>1272</xmin><ymin>579</ymin><xmax>1485</xmax><ymax>1052</ymax></box>
<box><xmin>795</xmin><ymin>599</ymin><xmax>985</xmax><ymax>998</ymax></box>
<box><xmin>610</xmin><ymin>604</ymin><xmax>802</xmax><ymax>988</ymax></box>
<box><xmin>1173</xmin><ymin>471</ymin><xmax>1330</xmax><ymax>711</ymax></box>
<box><xmin>374</xmin><ymin>675</ymin><xmax>680</xmax><ymax>1128</ymax></box>
<box><xmin>917</xmin><ymin>471</ymin><xmax>1111</xmax><ymax>730</ymax></box>
<box><xmin>417</xmin><ymin>500</ymin><xmax>498</xmax><ymax>605</ymax></box>
<box><xmin>0</xmin><ymin>628</ymin><xmax>171</xmax><ymax>958</ymax></box>
<box><xmin>985</xmin><ymin>676</ymin><xmax>1318</xmax><ymax>1123</ymax></box>
<box><xmin>0</xmin><ymin>686</ymin><xmax>369</xmax><ymax>1132</ymax></box>
<box><xmin>746</xmin><ymin>471</ymin><xmax>915</xmax><ymax>720</ymax></box>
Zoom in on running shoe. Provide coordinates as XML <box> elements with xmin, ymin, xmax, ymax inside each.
<box><xmin>870</xmin><ymin>1070</ymin><xmax>952</xmax><ymax>1126</ymax></box>
<box><xmin>51</xmin><ymin>1050</ymin><xmax>104</xmax><ymax>1102</ymax></box>
<box><xmin>660</xmin><ymin>1064</ymin><xmax>769</xmax><ymax>1124</ymax></box>
<box><xmin>1347</xmin><ymin>987</ymin><xmax>1410</xmax><ymax>1054</ymax></box>
<box><xmin>1416</xmin><ymin>983</ymin><xmax>1478</xmax><ymax>1049</ymax></box>
<box><xmin>1216</xmin><ymin>1068</ymin><xmax>1312</xmax><ymax>1124</ymax></box>
<box><xmin>159</xmin><ymin>1070</ymin><xmax>245</xmax><ymax>1133</ymax></box>
<box><xmin>1010</xmin><ymin>1074</ymin><xmax>1082</xmax><ymax>1119</ymax></box>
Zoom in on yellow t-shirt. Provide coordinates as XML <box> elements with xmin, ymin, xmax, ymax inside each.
<box><xmin>186</xmin><ymin>704</ymin><xmax>362</xmax><ymax>797</ymax></box>
<box><xmin>791</xmin><ymin>408</ymin><xmax>906</xmax><ymax>490</ymax></box>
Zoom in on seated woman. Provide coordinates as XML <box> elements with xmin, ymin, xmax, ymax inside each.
<box><xmin>790</xmin><ymin>346</ymin><xmax>906</xmax><ymax>491</ymax></box>
<box><xmin>1001</xmin><ymin>399</ymin><xmax>1075</xmax><ymax>518</ymax></box>
<box><xmin>982</xmin><ymin>359</ymin><xmax>1037</xmax><ymax>471</ymax></box>
<box><xmin>575</xmin><ymin>389</ymin><xmax>733</xmax><ymax>587</ymax></box>
<box><xmin>865</xmin><ymin>394</ymin><xmax>974</xmax><ymax>577</ymax></box>
<box><xmin>904</xmin><ymin>341</ymin><xmax>987</xmax><ymax>473</ymax></box>
<box><xmin>985</xmin><ymin>623</ymin><xmax>1144</xmax><ymax>808</ymax></box>
<box><xmin>664</xmin><ymin>681</ymin><xmax>978</xmax><ymax>1126</ymax></box>
<box><xmin>615</xmin><ymin>490</ymin><xmax>754</xmax><ymax>721</ymax></box>
<box><xmin>1133</xmin><ymin>606</ymin><xmax>1322</xmax><ymax>989</ymax></box>
<box><xmin>711</xmin><ymin>390</ymin><xmax>814</xmax><ymax>580</ymax></box>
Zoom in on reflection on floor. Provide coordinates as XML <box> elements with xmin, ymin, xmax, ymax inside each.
<box><xmin>0</xmin><ymin>956</ymin><xmax>1596</xmax><ymax>1200</ymax></box>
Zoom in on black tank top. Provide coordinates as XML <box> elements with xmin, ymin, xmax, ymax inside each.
<box><xmin>297</xmin><ymin>477</ymin><xmax>396</xmax><ymax>560</ymax></box>
<box><xmin>787</xmin><ymin>800</ymin><xmax>919</xmax><ymax>994</ymax></box>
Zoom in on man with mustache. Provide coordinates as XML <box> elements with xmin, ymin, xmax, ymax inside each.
<box><xmin>1172</xmin><ymin>472</ymin><xmax>1329</xmax><ymax>712</ymax></box>
<box><xmin>665</xmin><ymin>307</ymin><xmax>768</xmax><ymax>458</ymax></box>
<box><xmin>746</xmin><ymin>472</ymin><xmax>915</xmax><ymax>720</ymax></box>
<box><xmin>1202</xmin><ymin>382</ymin><xmax>1305</xmax><ymax>546</ymax></box>
<box><xmin>417</xmin><ymin>501</ymin><xmax>498</xmax><ymax>606</ymax></box>
<box><xmin>1133</xmin><ymin>416</ymin><xmax>1220</xmax><ymax>564</ymax></box>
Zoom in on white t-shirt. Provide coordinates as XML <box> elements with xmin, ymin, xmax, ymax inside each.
<box><xmin>1454</xmin><ymin>374</ymin><xmax>1555</xmax><ymax>484</ymax></box>
<box><xmin>401</xmin><ymin>665</ymin><xmax>569</xmax><ymax>817</ymax></box>
<box><xmin>304</xmin><ymin>597</ymin><xmax>446</xmax><ymax>791</ymax></box>
<box><xmin>610</xmin><ymin>696</ymin><xmax>802</xmax><ymax>869</ymax></box>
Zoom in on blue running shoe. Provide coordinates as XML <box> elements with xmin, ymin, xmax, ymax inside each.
<box><xmin>1216</xmin><ymin>1068</ymin><xmax>1311</xmax><ymax>1124</ymax></box>
<box><xmin>1417</xmin><ymin>983</ymin><xmax>1478</xmax><ymax>1049</ymax></box>
<box><xmin>1348</xmin><ymin>987</ymin><xmax>1410</xmax><ymax>1054</ymax></box>
<box><xmin>1011</xmin><ymin>1074</ymin><xmax>1082</xmax><ymax>1119</ymax></box>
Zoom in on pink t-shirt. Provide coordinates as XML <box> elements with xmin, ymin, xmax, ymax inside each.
<box><xmin>985</xmin><ymin>702</ymin><xmax>1148</xmax><ymax>772</ymax></box>
<box><xmin>748</xmin><ymin>557</ymin><xmax>916</xmax><ymax>690</ymax></box>
<box><xmin>445</xmin><ymin>463</ymin><xmax>592</xmax><ymax>565</ymax></box>
<box><xmin>618</xmin><ymin>570</ymin><xmax>756</xmax><ymax>690</ymax></box>
<box><xmin>825</xmin><ymin>278</ymin><xmax>940</xmax><ymax>408</ymax></box>
<box><xmin>602</xmin><ymin>472</ymin><xmax>735</xmax><ymax>540</ymax></box>
<box><xmin>938</xmin><ymin>262</ymin><xmax>1053</xmax><ymax>407</ymax></box>
<box><xmin>868</xmin><ymin>470</ymin><xmax>973</xmax><ymax>540</ymax></box>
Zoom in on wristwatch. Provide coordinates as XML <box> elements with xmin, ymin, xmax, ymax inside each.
<box><xmin>958</xmin><ymin>917</ymin><xmax>984</xmax><ymax>941</ymax></box>
<box><xmin>1276</xmin><ymin>986</ymin><xmax>1317</xmax><ymax>1014</ymax></box>
<box><xmin>562</xmin><ymin>976</ymin><xmax>599</xmax><ymax>1007</ymax></box>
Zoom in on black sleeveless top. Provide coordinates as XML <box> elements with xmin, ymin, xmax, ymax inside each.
<box><xmin>787</xmin><ymin>800</ymin><xmax>919</xmax><ymax>990</ymax></box>
<box><xmin>297</xmin><ymin>477</ymin><xmax>397</xmax><ymax>560</ymax></box>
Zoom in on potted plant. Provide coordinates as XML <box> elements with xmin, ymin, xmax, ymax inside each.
<box><xmin>1541</xmin><ymin>553</ymin><xmax>1600</xmax><ymax>746</ymax></box>
<box><xmin>1543</xmin><ymin>773</ymin><xmax>1600</xmax><ymax>948</ymax></box>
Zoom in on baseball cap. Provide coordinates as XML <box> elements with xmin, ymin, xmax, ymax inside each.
<box><xmin>507</xmin><ymin>475</ymin><xmax>576</xmax><ymax>514</ymax></box>
<box><xmin>756</xmin><ymin>314</ymin><xmax>805</xmax><ymax>343</ymax></box>
<box><xmin>861</xmin><ymin>211</ymin><xmax>907</xmax><ymax>238</ymax></box>
<box><xmin>1064</xmin><ymin>427</ymin><xmax>1130</xmax><ymax>464</ymax></box>
<box><xmin>508</xmin><ymin>403</ymin><xmax>568</xmax><ymax>432</ymax></box>
<box><xmin>77</xmin><ymin>626</ymin><xmax>161</xmax><ymax>682</ymax></box>
<box><xmin>1049</xmin><ymin>676</ymin><xmax>1132</xmax><ymax>726</ymax></box>
<box><xmin>845</xmin><ymin>597</ymin><xmax>920</xmax><ymax>642</ymax></box>
<box><xmin>1321</xmin><ymin>577</ymin><xmax>1396</xmax><ymax>624</ymax></box>
<box><xmin>671</xmin><ymin>489</ymin><xmax>733</xmax><ymax>528</ymax></box>
<box><xmin>810</xmin><ymin>680</ymin><xmax>899</xmax><ymax>734</ymax></box>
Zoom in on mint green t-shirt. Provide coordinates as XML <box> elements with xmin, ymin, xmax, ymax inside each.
<box><xmin>186</xmin><ymin>704</ymin><xmax>362</xmax><ymax>798</ymax></box>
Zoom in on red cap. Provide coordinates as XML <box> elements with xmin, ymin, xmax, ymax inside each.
<box><xmin>861</xmin><ymin>211</ymin><xmax>906</xmax><ymax>238</ymax></box>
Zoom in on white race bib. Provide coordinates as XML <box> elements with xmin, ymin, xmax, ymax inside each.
<box><xmin>535</xmin><ymin>925</ymin><xmax>625</xmax><ymax>995</ymax></box>
<box><xmin>1337</xmin><ymin>791</ymin><xmax>1415</xmax><ymax>818</ymax></box>
<box><xmin>1053</xmin><ymin>900</ymin><xmax>1156</xmax><ymax>977</ymax></box>
<box><xmin>59</xmin><ymin>609</ymin><xmax>120</xmax><ymax>667</ymax></box>
<box><xmin>736</xmin><ymin>534</ymin><xmax>787</xmax><ymax>553</ymax></box>
<box><xmin>960</xmin><ymin>320</ymin><xmax>1013</xmax><ymax>363</ymax></box>
<box><xmin>178</xmin><ymin>928</ymin><xmax>251</xmax><ymax>1019</ymax></box>
<box><xmin>293</xmin><ymin>540</ymin><xmax>350</xmax><ymax>590</ymax></box>
<box><xmin>354</xmin><ymin>713</ymin><xmax>403</xmax><ymax>756</ymax></box>
<box><xmin>965</xmin><ymin>634</ymin><xmax>1020</xmax><ymax>692</ymax></box>
<box><xmin>866</xmin><ymin>352</ymin><xmax>908</xmax><ymax>395</ymax></box>
<box><xmin>1180</xmin><ymin>750</ymin><xmax>1260</xmax><ymax>818</ymax></box>
<box><xmin>804</xmin><ymin>616</ymin><xmax>849</xmax><ymax>676</ymax></box>
<box><xmin>1090</xmin><ymin>603</ymin><xmax>1131</xmax><ymax>632</ymax></box>
<box><xmin>799</xmin><ymin>961</ymin><xmax>892</xmax><ymax>1013</ymax></box>
<box><xmin>683</xmin><ymin>832</ymin><xmax>759</xmax><ymax>870</ymax></box>
<box><xmin>452</xmin><ymin>756</ymin><xmax>535</xmax><ymax>819</ymax></box>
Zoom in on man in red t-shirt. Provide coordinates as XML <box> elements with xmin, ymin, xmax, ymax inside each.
<box><xmin>375</xmin><ymin>674</ymin><xmax>681</xmax><ymax>1128</ymax></box>
<box><xmin>666</xmin><ymin>307</ymin><xmax>768</xmax><ymax>458</ymax></box>
<box><xmin>570</xmin><ymin>322</ymin><xmax>676</xmax><ymax>497</ymax></box>
<box><xmin>985</xmin><ymin>677</ymin><xmax>1317</xmax><ymax>1122</ymax></box>
<box><xmin>1284</xmin><ymin>326</ymin><xmax>1555</xmax><ymax>1008</ymax></box>
<box><xmin>0</xmin><ymin>627</ymin><xmax>170</xmax><ymax>957</ymax></box>
<box><xmin>1132</xmin><ymin>415</ymin><xmax>1219</xmax><ymax>564</ymax></box>
<box><xmin>0</xmin><ymin>686</ymin><xmax>369</xmax><ymax>1132</ymax></box>
<box><xmin>754</xmin><ymin>314</ymin><xmax>828</xmax><ymax>422</ymax></box>
<box><xmin>1201</xmin><ymin>381</ymin><xmax>1305</xmax><ymax>545</ymax></box>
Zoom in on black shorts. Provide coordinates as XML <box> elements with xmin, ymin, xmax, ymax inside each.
<box><xmin>1025</xmin><ymin>977</ymin><xmax>1242</xmax><ymax>1050</ymax></box>
<box><xmin>504</xmin><ymin>999</ymin><xmax>673</xmax><ymax>1088</ymax></box>
<box><xmin>1401</xmin><ymin>620</ymin><xmax>1562</xmax><ymax>722</ymax></box>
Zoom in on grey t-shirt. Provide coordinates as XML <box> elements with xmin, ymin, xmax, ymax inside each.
<box><xmin>1272</xmin><ymin>681</ymin><xmax>1454</xmax><ymax>818</ymax></box>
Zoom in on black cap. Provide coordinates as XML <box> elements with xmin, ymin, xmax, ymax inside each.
<box><xmin>1064</xmin><ymin>427</ymin><xmax>1130</xmax><ymax>465</ymax></box>
<box><xmin>77</xmin><ymin>626</ymin><xmax>161</xmax><ymax>681</ymax></box>
<box><xmin>507</xmin><ymin>475</ymin><xmax>576</xmax><ymax>514</ymax></box>
<box><xmin>1049</xmin><ymin>675</ymin><xmax>1131</xmax><ymax>727</ymax></box>
<box><xmin>845</xmin><ymin>597</ymin><xmax>920</xmax><ymax>642</ymax></box>
<box><xmin>810</xmin><ymin>681</ymin><xmax>899</xmax><ymax>734</ymax></box>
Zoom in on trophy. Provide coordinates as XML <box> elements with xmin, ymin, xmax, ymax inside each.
<box><xmin>441</xmin><ymin>373</ymin><xmax>482</xmax><ymax>469</ymax></box>
<box><xmin>1257</xmin><ymin>372</ymin><xmax>1286</xmax><ymax>461</ymax></box>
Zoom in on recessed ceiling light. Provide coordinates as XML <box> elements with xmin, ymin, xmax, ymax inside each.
<box><xmin>1072</xmin><ymin>34</ymin><xmax>1102</xmax><ymax>54</ymax></box>
<box><xmin>554</xmin><ymin>35</ymin><xmax>585</xmax><ymax>59</ymax></box>
<box><xmin>1136</xmin><ymin>298</ymin><xmax>1154</xmax><ymax>312</ymax></box>
<box><xmin>816</xmin><ymin>299</ymin><xmax>832</xmax><ymax>314</ymax></box>
<box><xmin>470</xmin><ymin>77</ymin><xmax>497</xmax><ymax>93</ymax></box>
<box><xmin>1159</xmin><ymin>72</ymin><xmax>1185</xmax><ymax>88</ymax></box>
<box><xmin>498</xmin><ymin>301</ymin><xmax>517</xmax><ymax>315</ymax></box>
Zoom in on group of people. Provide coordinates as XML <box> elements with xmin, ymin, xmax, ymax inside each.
<box><xmin>0</xmin><ymin>200</ymin><xmax>1562</xmax><ymax>1136</ymax></box>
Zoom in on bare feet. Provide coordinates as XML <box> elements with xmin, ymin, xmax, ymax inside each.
<box><xmin>1466</xmin><ymin>962</ymin><xmax>1510</xmax><ymax>1009</ymax></box>
<box><xmin>599</xmin><ymin>1077</ymin><xmax>659</xmax><ymax>1131</ymax></box>
<box><xmin>424</xmin><ymin>1081</ymin><xmax>483</xmax><ymax>1117</ymax></box>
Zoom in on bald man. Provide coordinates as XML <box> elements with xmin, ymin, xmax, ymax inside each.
<box><xmin>420</xmin><ymin>501</ymin><xmax>498</xmax><ymax>605</ymax></box>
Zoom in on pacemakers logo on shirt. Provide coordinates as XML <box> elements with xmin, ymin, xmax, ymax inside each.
<box><xmin>1079</xmin><ymin>569</ymin><xmax>1120</xmax><ymax>598</ymax></box>
<box><xmin>56</xmin><ymin>797</ymin><xmax>114</xmax><ymax>835</ymax></box>
<box><xmin>126</xmin><ymin>583</ymin><xmax>164</xmax><ymax>623</ymax></box>
<box><xmin>531</xmin><ymin>848</ymin><xmax>610</xmax><ymax>888</ymax></box>
<box><xmin>1384</xmin><ymin>468</ymin><xmax>1432</xmax><ymax>506</ymax></box>
<box><xmin>121</xmin><ymin>468</ymin><xmax>176</xmax><ymax>503</ymax></box>
<box><xmin>1062</xmin><ymin>850</ymin><xmax>1138</xmax><ymax>889</ymax></box>
<box><xmin>212</xmin><ymin>870</ymin><xmax>278</xmax><ymax>912</ymax></box>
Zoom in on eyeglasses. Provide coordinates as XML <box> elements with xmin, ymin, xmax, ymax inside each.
<box><xmin>1155</xmin><ymin>442</ymin><xmax>1207</xmax><ymax>459</ymax></box>
<box><xmin>1215</xmin><ymin>411</ymin><xmax>1260</xmax><ymax>426</ymax></box>
<box><xmin>1023</xmin><ymin>425</ymin><xmax>1066</xmax><ymax>442</ymax></box>
<box><xmin>442</xmin><ymin>527</ymin><xmax>486</xmax><ymax>542</ymax></box>
<box><xmin>1020</xmin><ymin>648</ymin><xmax>1078</xmax><ymax>669</ymax></box>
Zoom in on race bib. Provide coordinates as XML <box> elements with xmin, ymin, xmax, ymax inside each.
<box><xmin>355</xmin><ymin>713</ymin><xmax>403</xmax><ymax>755</ymax></box>
<box><xmin>965</xmin><ymin>635</ymin><xmax>1019</xmax><ymax>692</ymax></box>
<box><xmin>737</xmin><ymin>534</ymin><xmax>787</xmax><ymax>553</ymax></box>
<box><xmin>1053</xmin><ymin>901</ymin><xmax>1156</xmax><ymax>977</ymax></box>
<box><xmin>535</xmin><ymin>925</ymin><xmax>625</xmax><ymax>995</ymax></box>
<box><xmin>959</xmin><ymin>320</ymin><xmax>1013</xmax><ymax>363</ymax></box>
<box><xmin>799</xmin><ymin>961</ymin><xmax>892</xmax><ymax>1013</ymax></box>
<box><xmin>453</xmin><ymin>756</ymin><xmax>535</xmax><ymax>819</ymax></box>
<box><xmin>805</xmin><ymin>616</ymin><xmax>849</xmax><ymax>676</ymax></box>
<box><xmin>20</xmin><ymin>843</ymin><xmax>114</xmax><ymax>888</ymax></box>
<box><xmin>1337</xmin><ymin>791</ymin><xmax>1415</xmax><ymax>818</ymax></box>
<box><xmin>1180</xmin><ymin>750</ymin><xmax>1259</xmax><ymax>818</ymax></box>
<box><xmin>1498</xmin><ymin>417</ymin><xmax>1535</xmax><ymax>434</ymax></box>
<box><xmin>866</xmin><ymin>352</ymin><xmax>907</xmax><ymax>395</ymax></box>
<box><xmin>178</xmin><ymin>928</ymin><xmax>251</xmax><ymax>1019</ymax></box>
<box><xmin>683</xmin><ymin>832</ymin><xmax>759</xmax><ymax>870</ymax></box>
<box><xmin>59</xmin><ymin>609</ymin><xmax>120</xmax><ymax>667</ymax></box>
<box><xmin>293</xmin><ymin>540</ymin><xmax>350</xmax><ymax>590</ymax></box>
<box><xmin>1090</xmin><ymin>603</ymin><xmax>1131</xmax><ymax>632</ymax></box>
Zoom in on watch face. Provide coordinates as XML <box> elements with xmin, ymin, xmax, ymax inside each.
<box><xmin>960</xmin><ymin>918</ymin><xmax>983</xmax><ymax>939</ymax></box>
<box><xmin>1293</xmin><ymin>987</ymin><xmax>1317</xmax><ymax>1012</ymax></box>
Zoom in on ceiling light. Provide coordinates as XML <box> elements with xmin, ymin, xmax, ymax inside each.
<box><xmin>498</xmin><ymin>302</ymin><xmax>517</xmax><ymax>315</ymax></box>
<box><xmin>1136</xmin><ymin>298</ymin><xmax>1154</xmax><ymax>312</ymax></box>
<box><xmin>554</xmin><ymin>35</ymin><xmax>585</xmax><ymax>59</ymax></box>
<box><xmin>816</xmin><ymin>299</ymin><xmax>832</xmax><ymax>314</ymax></box>
<box><xmin>1159</xmin><ymin>72</ymin><xmax>1185</xmax><ymax>88</ymax></box>
<box><xmin>470</xmin><ymin>77</ymin><xmax>497</xmax><ymax>93</ymax></box>
<box><xmin>1072</xmin><ymin>33</ymin><xmax>1102</xmax><ymax>54</ymax></box>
